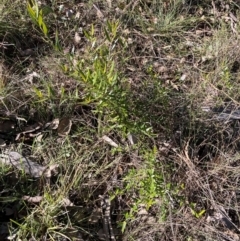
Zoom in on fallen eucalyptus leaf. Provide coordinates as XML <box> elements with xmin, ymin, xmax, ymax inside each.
<box><xmin>35</xmin><ymin>133</ymin><xmax>44</xmax><ymax>143</ymax></box>
<box><xmin>61</xmin><ymin>198</ymin><xmax>74</xmax><ymax>207</ymax></box>
<box><xmin>23</xmin><ymin>196</ymin><xmax>73</xmax><ymax>206</ymax></box>
<box><xmin>21</xmin><ymin>123</ymin><xmax>42</xmax><ymax>134</ymax></box>
<box><xmin>74</xmin><ymin>32</ymin><xmax>81</xmax><ymax>45</ymax></box>
<box><xmin>0</xmin><ymin>152</ymin><xmax>58</xmax><ymax>178</ymax></box>
<box><xmin>45</xmin><ymin>118</ymin><xmax>59</xmax><ymax>130</ymax></box>
<box><xmin>41</xmin><ymin>163</ymin><xmax>59</xmax><ymax>178</ymax></box>
<box><xmin>127</xmin><ymin>133</ymin><xmax>138</xmax><ymax>145</ymax></box>
<box><xmin>102</xmin><ymin>135</ymin><xmax>118</xmax><ymax>147</ymax></box>
<box><xmin>15</xmin><ymin>123</ymin><xmax>42</xmax><ymax>141</ymax></box>
<box><xmin>25</xmin><ymin>71</ymin><xmax>40</xmax><ymax>84</ymax></box>
<box><xmin>138</xmin><ymin>207</ymin><xmax>148</xmax><ymax>215</ymax></box>
<box><xmin>0</xmin><ymin>152</ymin><xmax>46</xmax><ymax>177</ymax></box>
<box><xmin>22</xmin><ymin>195</ymin><xmax>43</xmax><ymax>204</ymax></box>
<box><xmin>58</xmin><ymin>117</ymin><xmax>72</xmax><ymax>137</ymax></box>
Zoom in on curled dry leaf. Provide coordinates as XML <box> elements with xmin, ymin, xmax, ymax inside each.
<box><xmin>170</xmin><ymin>81</ymin><xmax>179</xmax><ymax>91</ymax></box>
<box><xmin>74</xmin><ymin>32</ymin><xmax>81</xmax><ymax>45</ymax></box>
<box><xmin>22</xmin><ymin>123</ymin><xmax>42</xmax><ymax>133</ymax></box>
<box><xmin>22</xmin><ymin>71</ymin><xmax>40</xmax><ymax>84</ymax></box>
<box><xmin>61</xmin><ymin>198</ymin><xmax>74</xmax><ymax>207</ymax></box>
<box><xmin>45</xmin><ymin>118</ymin><xmax>59</xmax><ymax>130</ymax></box>
<box><xmin>127</xmin><ymin>133</ymin><xmax>138</xmax><ymax>145</ymax></box>
<box><xmin>15</xmin><ymin>122</ymin><xmax>43</xmax><ymax>141</ymax></box>
<box><xmin>156</xmin><ymin>65</ymin><xmax>168</xmax><ymax>73</ymax></box>
<box><xmin>58</xmin><ymin>117</ymin><xmax>72</xmax><ymax>137</ymax></box>
<box><xmin>22</xmin><ymin>196</ymin><xmax>74</xmax><ymax>206</ymax></box>
<box><xmin>22</xmin><ymin>195</ymin><xmax>43</xmax><ymax>204</ymax></box>
<box><xmin>138</xmin><ymin>207</ymin><xmax>148</xmax><ymax>215</ymax></box>
<box><xmin>180</xmin><ymin>74</ymin><xmax>187</xmax><ymax>81</ymax></box>
<box><xmin>35</xmin><ymin>133</ymin><xmax>44</xmax><ymax>143</ymax></box>
<box><xmin>43</xmin><ymin>164</ymin><xmax>59</xmax><ymax>178</ymax></box>
<box><xmin>75</xmin><ymin>11</ymin><xmax>80</xmax><ymax>19</ymax></box>
<box><xmin>102</xmin><ymin>135</ymin><xmax>118</xmax><ymax>147</ymax></box>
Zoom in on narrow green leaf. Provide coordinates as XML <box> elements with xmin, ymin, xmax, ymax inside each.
<box><xmin>197</xmin><ymin>209</ymin><xmax>206</xmax><ymax>218</ymax></box>
<box><xmin>38</xmin><ymin>11</ymin><xmax>43</xmax><ymax>26</ymax></box>
<box><xmin>54</xmin><ymin>29</ymin><xmax>61</xmax><ymax>51</ymax></box>
<box><xmin>107</xmin><ymin>20</ymin><xmax>112</xmax><ymax>33</ymax></box>
<box><xmin>190</xmin><ymin>208</ymin><xmax>196</xmax><ymax>217</ymax></box>
<box><xmin>91</xmin><ymin>24</ymin><xmax>95</xmax><ymax>36</ymax></box>
<box><xmin>121</xmin><ymin>221</ymin><xmax>127</xmax><ymax>233</ymax></box>
<box><xmin>78</xmin><ymin>69</ymin><xmax>87</xmax><ymax>82</ymax></box>
<box><xmin>28</xmin><ymin>0</ymin><xmax>39</xmax><ymax>17</ymax></box>
<box><xmin>41</xmin><ymin>21</ymin><xmax>48</xmax><ymax>36</ymax></box>
<box><xmin>83</xmin><ymin>30</ymin><xmax>90</xmax><ymax>40</ymax></box>
<box><xmin>34</xmin><ymin>87</ymin><xmax>43</xmax><ymax>98</ymax></box>
<box><xmin>39</xmin><ymin>9</ymin><xmax>48</xmax><ymax>36</ymax></box>
<box><xmin>27</xmin><ymin>3</ymin><xmax>38</xmax><ymax>24</ymax></box>
<box><xmin>34</xmin><ymin>0</ymin><xmax>39</xmax><ymax>17</ymax></box>
<box><xmin>104</xmin><ymin>27</ymin><xmax>111</xmax><ymax>41</ymax></box>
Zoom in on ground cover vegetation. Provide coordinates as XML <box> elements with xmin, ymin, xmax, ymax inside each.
<box><xmin>1</xmin><ymin>0</ymin><xmax>240</xmax><ymax>240</ymax></box>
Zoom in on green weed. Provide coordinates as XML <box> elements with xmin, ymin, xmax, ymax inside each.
<box><xmin>112</xmin><ymin>146</ymin><xmax>176</xmax><ymax>233</ymax></box>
